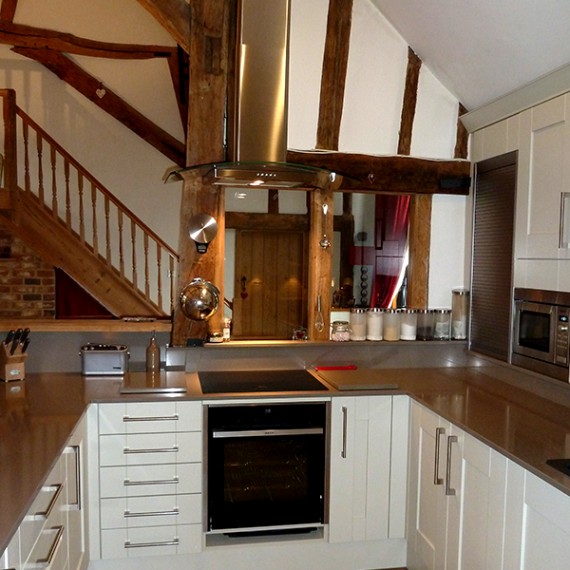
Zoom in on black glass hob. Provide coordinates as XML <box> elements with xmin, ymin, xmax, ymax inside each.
<box><xmin>198</xmin><ymin>369</ymin><xmax>329</xmax><ymax>394</ymax></box>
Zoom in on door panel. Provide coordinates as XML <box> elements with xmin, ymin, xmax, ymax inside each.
<box><xmin>233</xmin><ymin>230</ymin><xmax>307</xmax><ymax>338</ymax></box>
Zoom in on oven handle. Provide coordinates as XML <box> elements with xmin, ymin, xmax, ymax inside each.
<box><xmin>212</xmin><ymin>427</ymin><xmax>324</xmax><ymax>438</ymax></box>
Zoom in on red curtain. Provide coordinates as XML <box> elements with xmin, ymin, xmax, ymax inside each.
<box><xmin>370</xmin><ymin>194</ymin><xmax>410</xmax><ymax>308</ymax></box>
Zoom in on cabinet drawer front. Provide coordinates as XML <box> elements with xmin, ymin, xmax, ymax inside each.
<box><xmin>99</xmin><ymin>431</ymin><xmax>202</xmax><ymax>466</ymax></box>
<box><xmin>19</xmin><ymin>461</ymin><xmax>66</xmax><ymax>566</ymax></box>
<box><xmin>99</xmin><ymin>402</ymin><xmax>179</xmax><ymax>434</ymax></box>
<box><xmin>100</xmin><ymin>463</ymin><xmax>202</xmax><ymax>498</ymax></box>
<box><xmin>101</xmin><ymin>524</ymin><xmax>202</xmax><ymax>558</ymax></box>
<box><xmin>26</xmin><ymin>524</ymin><xmax>67</xmax><ymax>570</ymax></box>
<box><xmin>100</xmin><ymin>494</ymin><xmax>201</xmax><ymax>529</ymax></box>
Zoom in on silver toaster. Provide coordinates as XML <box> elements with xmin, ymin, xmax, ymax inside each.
<box><xmin>80</xmin><ymin>344</ymin><xmax>129</xmax><ymax>376</ymax></box>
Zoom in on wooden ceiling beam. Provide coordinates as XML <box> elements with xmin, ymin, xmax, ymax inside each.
<box><xmin>0</xmin><ymin>21</ymin><xmax>176</xmax><ymax>58</ymax></box>
<box><xmin>14</xmin><ymin>47</ymin><xmax>186</xmax><ymax>166</ymax></box>
<box><xmin>136</xmin><ymin>0</ymin><xmax>191</xmax><ymax>54</ymax></box>
<box><xmin>0</xmin><ymin>0</ymin><xmax>18</xmax><ymax>22</ymax></box>
<box><xmin>316</xmin><ymin>0</ymin><xmax>352</xmax><ymax>150</ymax></box>
<box><xmin>286</xmin><ymin>150</ymin><xmax>471</xmax><ymax>195</ymax></box>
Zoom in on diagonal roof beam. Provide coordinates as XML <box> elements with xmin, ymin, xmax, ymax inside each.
<box><xmin>0</xmin><ymin>21</ymin><xmax>176</xmax><ymax>58</ymax></box>
<box><xmin>136</xmin><ymin>0</ymin><xmax>191</xmax><ymax>54</ymax></box>
<box><xmin>14</xmin><ymin>47</ymin><xmax>186</xmax><ymax>166</ymax></box>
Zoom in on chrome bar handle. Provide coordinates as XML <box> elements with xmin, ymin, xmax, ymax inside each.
<box><xmin>445</xmin><ymin>435</ymin><xmax>458</xmax><ymax>496</ymax></box>
<box><xmin>125</xmin><ymin>538</ymin><xmax>179</xmax><ymax>549</ymax></box>
<box><xmin>123</xmin><ymin>414</ymin><xmax>179</xmax><ymax>422</ymax></box>
<box><xmin>123</xmin><ymin>446</ymin><xmax>179</xmax><ymax>454</ymax></box>
<box><xmin>124</xmin><ymin>476</ymin><xmax>179</xmax><ymax>487</ymax></box>
<box><xmin>37</xmin><ymin>525</ymin><xmax>64</xmax><ymax>566</ymax></box>
<box><xmin>66</xmin><ymin>444</ymin><xmax>81</xmax><ymax>510</ymax></box>
<box><xmin>434</xmin><ymin>427</ymin><xmax>446</xmax><ymax>485</ymax></box>
<box><xmin>341</xmin><ymin>406</ymin><xmax>348</xmax><ymax>459</ymax></box>
<box><xmin>124</xmin><ymin>507</ymin><xmax>179</xmax><ymax>518</ymax></box>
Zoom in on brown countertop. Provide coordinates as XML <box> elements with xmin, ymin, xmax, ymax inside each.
<box><xmin>2</xmin><ymin>363</ymin><xmax>570</xmax><ymax>554</ymax></box>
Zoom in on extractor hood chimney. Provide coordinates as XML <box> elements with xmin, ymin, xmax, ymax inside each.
<box><xmin>166</xmin><ymin>0</ymin><xmax>336</xmax><ymax>190</ymax></box>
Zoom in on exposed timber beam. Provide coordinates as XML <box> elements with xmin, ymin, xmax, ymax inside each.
<box><xmin>399</xmin><ymin>47</ymin><xmax>429</xmax><ymax>309</ymax></box>
<box><xmin>0</xmin><ymin>0</ymin><xmax>17</xmax><ymax>22</ymax></box>
<box><xmin>171</xmin><ymin>0</ymin><xmax>231</xmax><ymax>346</ymax></box>
<box><xmin>316</xmin><ymin>0</ymin><xmax>352</xmax><ymax>150</ymax></box>
<box><xmin>136</xmin><ymin>0</ymin><xmax>191</xmax><ymax>54</ymax></box>
<box><xmin>13</xmin><ymin>47</ymin><xmax>186</xmax><ymax>166</ymax></box>
<box><xmin>455</xmin><ymin>103</ymin><xmax>469</xmax><ymax>159</ymax></box>
<box><xmin>286</xmin><ymin>150</ymin><xmax>471</xmax><ymax>195</ymax></box>
<box><xmin>0</xmin><ymin>21</ymin><xmax>176</xmax><ymax>58</ymax></box>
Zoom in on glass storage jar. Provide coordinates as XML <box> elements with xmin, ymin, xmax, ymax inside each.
<box><xmin>400</xmin><ymin>308</ymin><xmax>418</xmax><ymax>340</ymax></box>
<box><xmin>349</xmin><ymin>308</ymin><xmax>367</xmax><ymax>341</ymax></box>
<box><xmin>416</xmin><ymin>309</ymin><xmax>435</xmax><ymax>341</ymax></box>
<box><xmin>366</xmin><ymin>308</ymin><xmax>383</xmax><ymax>341</ymax></box>
<box><xmin>331</xmin><ymin>321</ymin><xmax>351</xmax><ymax>342</ymax></box>
<box><xmin>433</xmin><ymin>309</ymin><xmax>451</xmax><ymax>340</ymax></box>
<box><xmin>383</xmin><ymin>309</ymin><xmax>400</xmax><ymax>341</ymax></box>
<box><xmin>451</xmin><ymin>289</ymin><xmax>470</xmax><ymax>340</ymax></box>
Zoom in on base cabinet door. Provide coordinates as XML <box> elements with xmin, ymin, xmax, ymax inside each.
<box><xmin>459</xmin><ymin>432</ymin><xmax>508</xmax><ymax>570</ymax></box>
<box><xmin>407</xmin><ymin>401</ymin><xmax>464</xmax><ymax>570</ymax></box>
<box><xmin>328</xmin><ymin>395</ymin><xmax>408</xmax><ymax>544</ymax></box>
<box><xmin>503</xmin><ymin>463</ymin><xmax>570</xmax><ymax>570</ymax></box>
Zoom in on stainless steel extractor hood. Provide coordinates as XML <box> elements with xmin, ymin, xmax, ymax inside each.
<box><xmin>165</xmin><ymin>0</ymin><xmax>336</xmax><ymax>190</ymax></box>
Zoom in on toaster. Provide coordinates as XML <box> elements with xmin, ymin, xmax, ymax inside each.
<box><xmin>80</xmin><ymin>344</ymin><xmax>129</xmax><ymax>376</ymax></box>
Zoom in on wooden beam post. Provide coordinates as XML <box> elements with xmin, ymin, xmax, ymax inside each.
<box><xmin>171</xmin><ymin>0</ymin><xmax>230</xmax><ymax>346</ymax></box>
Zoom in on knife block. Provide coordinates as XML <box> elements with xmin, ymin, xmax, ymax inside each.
<box><xmin>0</xmin><ymin>349</ymin><xmax>27</xmax><ymax>382</ymax></box>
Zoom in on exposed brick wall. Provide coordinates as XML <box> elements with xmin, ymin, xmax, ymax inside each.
<box><xmin>0</xmin><ymin>228</ymin><xmax>55</xmax><ymax>318</ymax></box>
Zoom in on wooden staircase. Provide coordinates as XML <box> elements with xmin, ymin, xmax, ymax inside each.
<box><xmin>0</xmin><ymin>89</ymin><xmax>178</xmax><ymax>318</ymax></box>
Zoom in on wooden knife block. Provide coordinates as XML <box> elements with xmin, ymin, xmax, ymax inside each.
<box><xmin>0</xmin><ymin>349</ymin><xmax>27</xmax><ymax>382</ymax></box>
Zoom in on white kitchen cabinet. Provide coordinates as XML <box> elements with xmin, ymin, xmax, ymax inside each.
<box><xmin>515</xmin><ymin>95</ymin><xmax>570</xmax><ymax>262</ymax></box>
<box><xmin>407</xmin><ymin>400</ymin><xmax>512</xmax><ymax>570</ymax></box>
<box><xmin>407</xmin><ymin>401</ymin><xmax>462</xmax><ymax>569</ymax></box>
<box><xmin>93</xmin><ymin>401</ymin><xmax>203</xmax><ymax>560</ymax></box>
<box><xmin>1</xmin><ymin>411</ymin><xmax>90</xmax><ymax>570</ymax></box>
<box><xmin>458</xmin><ymin>430</ymin><xmax>508</xmax><ymax>569</ymax></box>
<box><xmin>328</xmin><ymin>395</ymin><xmax>408</xmax><ymax>544</ymax></box>
<box><xmin>502</xmin><ymin>461</ymin><xmax>570</xmax><ymax>569</ymax></box>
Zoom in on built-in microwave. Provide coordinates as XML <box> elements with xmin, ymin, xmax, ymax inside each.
<box><xmin>512</xmin><ymin>288</ymin><xmax>570</xmax><ymax>382</ymax></box>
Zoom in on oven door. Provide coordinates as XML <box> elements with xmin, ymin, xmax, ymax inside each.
<box><xmin>207</xmin><ymin>403</ymin><xmax>326</xmax><ymax>534</ymax></box>
<box><xmin>513</xmin><ymin>300</ymin><xmax>557</xmax><ymax>363</ymax></box>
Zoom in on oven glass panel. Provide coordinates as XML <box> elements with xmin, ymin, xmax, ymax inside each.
<box><xmin>518</xmin><ymin>310</ymin><xmax>551</xmax><ymax>352</ymax></box>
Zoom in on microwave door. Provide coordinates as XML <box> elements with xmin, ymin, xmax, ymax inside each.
<box><xmin>514</xmin><ymin>301</ymin><xmax>557</xmax><ymax>363</ymax></box>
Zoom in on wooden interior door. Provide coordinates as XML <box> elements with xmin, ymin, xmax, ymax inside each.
<box><xmin>233</xmin><ymin>230</ymin><xmax>307</xmax><ymax>339</ymax></box>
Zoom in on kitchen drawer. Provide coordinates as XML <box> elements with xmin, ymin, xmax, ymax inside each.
<box><xmin>99</xmin><ymin>401</ymin><xmax>202</xmax><ymax>434</ymax></box>
<box><xmin>19</xmin><ymin>460</ymin><xmax>65</xmax><ymax>567</ymax></box>
<box><xmin>100</xmin><ymin>462</ymin><xmax>202</xmax><ymax>498</ymax></box>
<box><xmin>100</xmin><ymin>493</ymin><xmax>201</xmax><ymax>529</ymax></box>
<box><xmin>99</xmin><ymin>431</ymin><xmax>202</xmax><ymax>466</ymax></box>
<box><xmin>25</xmin><ymin>523</ymin><xmax>67</xmax><ymax>570</ymax></box>
<box><xmin>100</xmin><ymin>524</ymin><xmax>202</xmax><ymax>558</ymax></box>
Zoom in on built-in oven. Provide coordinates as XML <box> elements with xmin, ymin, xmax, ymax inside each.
<box><xmin>206</xmin><ymin>401</ymin><xmax>327</xmax><ymax>536</ymax></box>
<box><xmin>512</xmin><ymin>288</ymin><xmax>570</xmax><ymax>381</ymax></box>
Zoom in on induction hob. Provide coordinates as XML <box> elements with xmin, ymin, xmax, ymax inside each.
<box><xmin>198</xmin><ymin>369</ymin><xmax>329</xmax><ymax>394</ymax></box>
